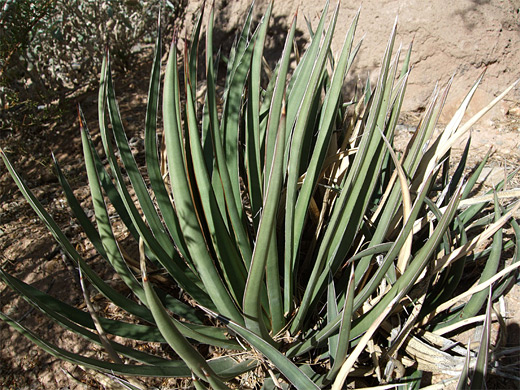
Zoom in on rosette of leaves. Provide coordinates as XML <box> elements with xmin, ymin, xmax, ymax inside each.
<box><xmin>1</xmin><ymin>2</ymin><xmax>519</xmax><ymax>389</ymax></box>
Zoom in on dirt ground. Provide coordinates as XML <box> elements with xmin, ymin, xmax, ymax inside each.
<box><xmin>1</xmin><ymin>2</ymin><xmax>520</xmax><ymax>388</ymax></box>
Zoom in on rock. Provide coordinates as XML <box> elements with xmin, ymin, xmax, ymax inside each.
<box><xmin>477</xmin><ymin>166</ymin><xmax>507</xmax><ymax>187</ymax></box>
<box><xmin>508</xmin><ymin>105</ymin><xmax>520</xmax><ymax>117</ymax></box>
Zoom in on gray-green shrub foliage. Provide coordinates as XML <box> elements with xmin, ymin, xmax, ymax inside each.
<box><xmin>0</xmin><ymin>0</ymin><xmax>185</xmax><ymax>122</ymax></box>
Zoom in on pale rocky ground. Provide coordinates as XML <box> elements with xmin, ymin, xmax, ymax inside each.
<box><xmin>1</xmin><ymin>1</ymin><xmax>519</xmax><ymax>388</ymax></box>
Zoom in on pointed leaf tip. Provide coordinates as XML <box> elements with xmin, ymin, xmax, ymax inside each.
<box><xmin>76</xmin><ymin>106</ymin><xmax>84</xmax><ymax>131</ymax></box>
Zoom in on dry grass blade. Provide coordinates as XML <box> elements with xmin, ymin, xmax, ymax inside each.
<box><xmin>426</xmin><ymin>261</ymin><xmax>520</xmax><ymax>326</ymax></box>
<box><xmin>383</xmin><ymin>290</ymin><xmax>428</xmax><ymax>363</ymax></box>
<box><xmin>378</xmin><ymin>126</ymin><xmax>412</xmax><ymax>275</ymax></box>
<box><xmin>438</xmin><ymin>78</ymin><xmax>520</xmax><ymax>158</ymax></box>
<box><xmin>331</xmin><ymin>295</ymin><xmax>401</xmax><ymax>390</ymax></box>
<box><xmin>430</xmin><ymin>201</ymin><xmax>520</xmax><ymax>274</ymax></box>
<box><xmin>78</xmin><ymin>267</ymin><xmax>123</xmax><ymax>365</ymax></box>
<box><xmin>433</xmin><ymin>313</ymin><xmax>499</xmax><ymax>337</ymax></box>
<box><xmin>412</xmin><ymin>190</ymin><xmax>520</xmax><ymax>234</ymax></box>
<box><xmin>458</xmin><ymin>189</ymin><xmax>520</xmax><ymax>207</ymax></box>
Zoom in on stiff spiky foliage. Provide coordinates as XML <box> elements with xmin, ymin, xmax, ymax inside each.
<box><xmin>1</xmin><ymin>2</ymin><xmax>519</xmax><ymax>389</ymax></box>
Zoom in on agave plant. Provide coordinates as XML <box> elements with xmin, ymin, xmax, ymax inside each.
<box><xmin>1</xmin><ymin>2</ymin><xmax>519</xmax><ymax>389</ymax></box>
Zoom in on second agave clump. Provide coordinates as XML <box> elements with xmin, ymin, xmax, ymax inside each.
<box><xmin>1</xmin><ymin>2</ymin><xmax>519</xmax><ymax>389</ymax></box>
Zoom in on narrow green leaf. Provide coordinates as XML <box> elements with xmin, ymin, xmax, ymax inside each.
<box><xmin>106</xmin><ymin>64</ymin><xmax>178</xmax><ymax>260</ymax></box>
<box><xmin>470</xmin><ymin>288</ymin><xmax>492</xmax><ymax>389</ymax></box>
<box><xmin>246</xmin><ymin>1</ymin><xmax>273</xmax><ymax>232</ymax></box>
<box><xmin>242</xmin><ymin>15</ymin><xmax>297</xmax><ymax>336</ymax></box>
<box><xmin>461</xmin><ymin>149</ymin><xmax>491</xmax><ymax>200</ymax></box>
<box><xmin>327</xmin><ymin>272</ymin><xmax>339</xmax><ymax>360</ymax></box>
<box><xmin>202</xmin><ymin>8</ymin><xmax>217</xmax><ymax>176</ymax></box>
<box><xmin>442</xmin><ymin>136</ymin><xmax>471</xmax><ymax>206</ymax></box>
<box><xmin>284</xmin><ymin>3</ymin><xmax>340</xmax><ymax>316</ymax></box>
<box><xmin>144</xmin><ymin>18</ymin><xmax>190</xmax><ymax>261</ymax></box>
<box><xmin>163</xmin><ymin>39</ymin><xmax>242</xmax><ymax>323</ymax></box>
<box><xmin>81</xmin><ymin>126</ymin><xmax>148</xmax><ymax>304</ymax></box>
<box><xmin>243</xmin><ymin>100</ymin><xmax>286</xmax><ymax>340</ymax></box>
<box><xmin>204</xmin><ymin>10</ymin><xmax>254</xmax><ymax>268</ymax></box>
<box><xmin>53</xmin><ymin>154</ymin><xmax>108</xmax><ymax>260</ymax></box>
<box><xmin>285</xmin><ymin>0</ymin><xmax>329</xmax><ymax>133</ymax></box>
<box><xmin>492</xmin><ymin>214</ymin><xmax>520</xmax><ymax>298</ymax></box>
<box><xmin>328</xmin><ymin>266</ymin><xmax>355</xmax><ymax>380</ymax></box>
<box><xmin>219</xmin><ymin>5</ymin><xmax>258</xmax><ymax>222</ymax></box>
<box><xmin>263</xmin><ymin>14</ymin><xmax>297</xmax><ymax>186</ymax></box>
<box><xmin>258</xmin><ymin>61</ymin><xmax>279</xmax><ymax>172</ymax></box>
<box><xmin>84</xmin><ymin>112</ymin><xmax>140</xmax><ymax>240</ymax></box>
<box><xmin>352</xmin><ymin>185</ymin><xmax>462</xmax><ymax>338</ymax></box>
<box><xmin>435</xmin><ymin>192</ymin><xmax>502</xmax><ymax>330</ymax></box>
<box><xmin>287</xmin><ymin>10</ymin><xmax>359</xmax><ymax>314</ymax></box>
<box><xmin>98</xmin><ymin>56</ymin><xmax>211</xmax><ymax>307</ymax></box>
<box><xmin>456</xmin><ymin>343</ymin><xmax>472</xmax><ymax>390</ymax></box>
<box><xmin>188</xmin><ymin>4</ymin><xmax>205</xmax><ymax>98</ymax></box>
<box><xmin>185</xmin><ymin>61</ymin><xmax>247</xmax><ymax>302</ymax></box>
<box><xmin>266</xmin><ymin>229</ymin><xmax>284</xmax><ymax>335</ymax></box>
